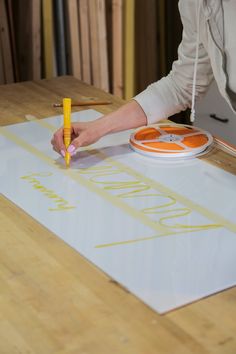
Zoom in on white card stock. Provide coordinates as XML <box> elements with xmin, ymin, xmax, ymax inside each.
<box><xmin>1</xmin><ymin>109</ymin><xmax>236</xmax><ymax>313</ymax></box>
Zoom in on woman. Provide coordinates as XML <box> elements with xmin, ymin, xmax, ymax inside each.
<box><xmin>51</xmin><ymin>0</ymin><xmax>236</xmax><ymax>157</ymax></box>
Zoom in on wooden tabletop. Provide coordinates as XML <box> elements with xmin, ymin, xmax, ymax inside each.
<box><xmin>0</xmin><ymin>76</ymin><xmax>236</xmax><ymax>354</ymax></box>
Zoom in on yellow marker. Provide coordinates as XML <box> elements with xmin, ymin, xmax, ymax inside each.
<box><xmin>63</xmin><ymin>98</ymin><xmax>71</xmax><ymax>167</ymax></box>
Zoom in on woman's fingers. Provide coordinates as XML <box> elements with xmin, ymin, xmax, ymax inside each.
<box><xmin>51</xmin><ymin>127</ymin><xmax>66</xmax><ymax>155</ymax></box>
<box><xmin>51</xmin><ymin>122</ymin><xmax>101</xmax><ymax>156</ymax></box>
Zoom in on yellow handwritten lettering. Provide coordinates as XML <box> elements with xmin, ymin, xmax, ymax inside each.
<box><xmin>20</xmin><ymin>172</ymin><xmax>76</xmax><ymax>211</ymax></box>
<box><xmin>79</xmin><ymin>163</ymin><xmax>220</xmax><ymax>236</ymax></box>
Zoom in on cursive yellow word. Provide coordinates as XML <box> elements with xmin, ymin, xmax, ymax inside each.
<box><xmin>21</xmin><ymin>172</ymin><xmax>76</xmax><ymax>211</ymax></box>
<box><xmin>78</xmin><ymin>161</ymin><xmax>221</xmax><ymax>247</ymax></box>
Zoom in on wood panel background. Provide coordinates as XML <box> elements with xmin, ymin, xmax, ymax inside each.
<box><xmin>0</xmin><ymin>0</ymin><xmax>182</xmax><ymax>99</ymax></box>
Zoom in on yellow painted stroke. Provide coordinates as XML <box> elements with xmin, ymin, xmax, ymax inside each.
<box><xmin>89</xmin><ymin>149</ymin><xmax>236</xmax><ymax>234</ymax></box>
<box><xmin>19</xmin><ymin>117</ymin><xmax>236</xmax><ymax>233</ymax></box>
<box><xmin>4</xmin><ymin>116</ymin><xmax>236</xmax><ymax>244</ymax></box>
<box><xmin>0</xmin><ymin>127</ymin><xmax>171</xmax><ymax>235</ymax></box>
<box><xmin>95</xmin><ymin>226</ymin><xmax>219</xmax><ymax>248</ymax></box>
<box><xmin>80</xmin><ymin>169</ymin><xmax>220</xmax><ymax>231</ymax></box>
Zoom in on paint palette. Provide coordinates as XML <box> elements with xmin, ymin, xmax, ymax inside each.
<box><xmin>130</xmin><ymin>124</ymin><xmax>213</xmax><ymax>159</ymax></box>
<box><xmin>1</xmin><ymin>110</ymin><xmax>236</xmax><ymax>314</ymax></box>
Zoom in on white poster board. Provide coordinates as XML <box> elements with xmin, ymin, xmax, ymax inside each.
<box><xmin>1</xmin><ymin>109</ymin><xmax>236</xmax><ymax>313</ymax></box>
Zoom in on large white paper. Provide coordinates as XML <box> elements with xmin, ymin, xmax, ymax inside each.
<box><xmin>1</xmin><ymin>109</ymin><xmax>236</xmax><ymax>313</ymax></box>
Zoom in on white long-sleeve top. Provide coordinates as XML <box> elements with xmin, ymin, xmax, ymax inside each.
<box><xmin>134</xmin><ymin>0</ymin><xmax>236</xmax><ymax>125</ymax></box>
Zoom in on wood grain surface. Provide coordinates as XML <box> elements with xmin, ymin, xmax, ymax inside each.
<box><xmin>79</xmin><ymin>0</ymin><xmax>92</xmax><ymax>84</ymax></box>
<box><xmin>42</xmin><ymin>0</ymin><xmax>54</xmax><ymax>79</ymax></box>
<box><xmin>0</xmin><ymin>0</ymin><xmax>14</xmax><ymax>83</ymax></box>
<box><xmin>112</xmin><ymin>0</ymin><xmax>123</xmax><ymax>97</ymax></box>
<box><xmin>66</xmin><ymin>0</ymin><xmax>82</xmax><ymax>80</ymax></box>
<box><xmin>0</xmin><ymin>76</ymin><xmax>236</xmax><ymax>354</ymax></box>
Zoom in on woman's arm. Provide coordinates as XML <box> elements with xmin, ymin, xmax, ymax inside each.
<box><xmin>134</xmin><ymin>0</ymin><xmax>214</xmax><ymax>125</ymax></box>
<box><xmin>52</xmin><ymin>0</ymin><xmax>214</xmax><ymax>156</ymax></box>
<box><xmin>51</xmin><ymin>99</ymin><xmax>147</xmax><ymax>155</ymax></box>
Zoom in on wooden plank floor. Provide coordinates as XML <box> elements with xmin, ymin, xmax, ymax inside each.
<box><xmin>0</xmin><ymin>76</ymin><xmax>236</xmax><ymax>354</ymax></box>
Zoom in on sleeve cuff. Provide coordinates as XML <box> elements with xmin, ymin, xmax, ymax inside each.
<box><xmin>133</xmin><ymin>76</ymin><xmax>189</xmax><ymax>125</ymax></box>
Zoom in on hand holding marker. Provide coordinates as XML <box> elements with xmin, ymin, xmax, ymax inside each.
<box><xmin>63</xmin><ymin>98</ymin><xmax>72</xmax><ymax>167</ymax></box>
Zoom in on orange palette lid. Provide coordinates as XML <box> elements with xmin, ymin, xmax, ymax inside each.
<box><xmin>130</xmin><ymin>124</ymin><xmax>213</xmax><ymax>159</ymax></box>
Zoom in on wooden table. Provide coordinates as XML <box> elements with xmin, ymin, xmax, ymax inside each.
<box><xmin>0</xmin><ymin>76</ymin><xmax>236</xmax><ymax>354</ymax></box>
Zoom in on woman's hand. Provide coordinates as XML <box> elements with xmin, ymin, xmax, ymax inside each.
<box><xmin>51</xmin><ymin>120</ymin><xmax>104</xmax><ymax>157</ymax></box>
<box><xmin>51</xmin><ymin>100</ymin><xmax>148</xmax><ymax>157</ymax></box>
